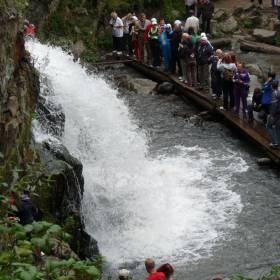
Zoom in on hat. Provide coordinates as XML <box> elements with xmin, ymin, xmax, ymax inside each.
<box><xmin>119</xmin><ymin>269</ymin><xmax>130</xmax><ymax>278</ymax></box>
<box><xmin>132</xmin><ymin>16</ymin><xmax>138</xmax><ymax>21</ymax></box>
<box><xmin>151</xmin><ymin>19</ymin><xmax>158</xmax><ymax>25</ymax></box>
<box><xmin>200</xmin><ymin>32</ymin><xmax>207</xmax><ymax>38</ymax></box>
<box><xmin>174</xmin><ymin>20</ymin><xmax>182</xmax><ymax>25</ymax></box>
<box><xmin>165</xmin><ymin>23</ymin><xmax>172</xmax><ymax>29</ymax></box>
<box><xmin>151</xmin><ymin>17</ymin><xmax>157</xmax><ymax>22</ymax></box>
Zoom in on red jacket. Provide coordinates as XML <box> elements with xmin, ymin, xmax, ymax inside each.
<box><xmin>146</xmin><ymin>272</ymin><xmax>166</xmax><ymax>280</ymax></box>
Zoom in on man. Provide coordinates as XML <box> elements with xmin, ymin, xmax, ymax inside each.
<box><xmin>18</xmin><ymin>191</ymin><xmax>37</xmax><ymax>226</ymax></box>
<box><xmin>201</xmin><ymin>0</ymin><xmax>214</xmax><ymax>35</ymax></box>
<box><xmin>145</xmin><ymin>259</ymin><xmax>166</xmax><ymax>280</ymax></box>
<box><xmin>210</xmin><ymin>49</ymin><xmax>223</xmax><ymax>99</ymax></box>
<box><xmin>185</xmin><ymin>10</ymin><xmax>199</xmax><ymax>34</ymax></box>
<box><xmin>196</xmin><ymin>36</ymin><xmax>213</xmax><ymax>91</ymax></box>
<box><xmin>109</xmin><ymin>12</ymin><xmax>124</xmax><ymax>54</ymax></box>
<box><xmin>184</xmin><ymin>0</ymin><xmax>196</xmax><ymax>18</ymax></box>
<box><xmin>139</xmin><ymin>13</ymin><xmax>151</xmax><ymax>63</ymax></box>
<box><xmin>148</xmin><ymin>19</ymin><xmax>160</xmax><ymax>68</ymax></box>
<box><xmin>170</xmin><ymin>20</ymin><xmax>183</xmax><ymax>77</ymax></box>
<box><xmin>122</xmin><ymin>13</ymin><xmax>133</xmax><ymax>55</ymax></box>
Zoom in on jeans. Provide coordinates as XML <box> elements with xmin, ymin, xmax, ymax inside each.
<box><xmin>149</xmin><ymin>39</ymin><xmax>161</xmax><ymax>67</ymax></box>
<box><xmin>180</xmin><ymin>59</ymin><xmax>188</xmax><ymax>81</ymax></box>
<box><xmin>222</xmin><ymin>80</ymin><xmax>234</xmax><ymax>109</ymax></box>
<box><xmin>211</xmin><ymin>73</ymin><xmax>222</xmax><ymax>97</ymax></box>
<box><xmin>267</xmin><ymin>117</ymin><xmax>280</xmax><ymax>145</ymax></box>
<box><xmin>123</xmin><ymin>33</ymin><xmax>132</xmax><ymax>55</ymax></box>
<box><xmin>186</xmin><ymin>4</ymin><xmax>195</xmax><ymax>17</ymax></box>
<box><xmin>234</xmin><ymin>88</ymin><xmax>248</xmax><ymax>116</ymax></box>
<box><xmin>171</xmin><ymin>50</ymin><xmax>182</xmax><ymax>76</ymax></box>
<box><xmin>202</xmin><ymin>17</ymin><xmax>211</xmax><ymax>34</ymax></box>
<box><xmin>186</xmin><ymin>61</ymin><xmax>197</xmax><ymax>86</ymax></box>
<box><xmin>138</xmin><ymin>34</ymin><xmax>145</xmax><ymax>62</ymax></box>
<box><xmin>113</xmin><ymin>36</ymin><xmax>123</xmax><ymax>51</ymax></box>
<box><xmin>198</xmin><ymin>64</ymin><xmax>209</xmax><ymax>88</ymax></box>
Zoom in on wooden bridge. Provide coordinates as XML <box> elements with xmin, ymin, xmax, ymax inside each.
<box><xmin>125</xmin><ymin>61</ymin><xmax>280</xmax><ymax>167</ymax></box>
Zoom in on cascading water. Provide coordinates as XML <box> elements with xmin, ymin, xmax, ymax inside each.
<box><xmin>27</xmin><ymin>41</ymin><xmax>248</xmax><ymax>273</ymax></box>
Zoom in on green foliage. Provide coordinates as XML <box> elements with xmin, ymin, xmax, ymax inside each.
<box><xmin>243</xmin><ymin>18</ymin><xmax>254</xmax><ymax>29</ymax></box>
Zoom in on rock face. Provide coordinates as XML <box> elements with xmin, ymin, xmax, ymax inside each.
<box><xmin>36</xmin><ymin>141</ymin><xmax>99</xmax><ymax>260</ymax></box>
<box><xmin>253</xmin><ymin>29</ymin><xmax>277</xmax><ymax>44</ymax></box>
<box><xmin>220</xmin><ymin>16</ymin><xmax>238</xmax><ymax>33</ymax></box>
<box><xmin>0</xmin><ymin>2</ymin><xmax>39</xmax><ymax>163</ymax></box>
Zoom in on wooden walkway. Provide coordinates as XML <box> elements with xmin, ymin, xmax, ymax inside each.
<box><xmin>125</xmin><ymin>61</ymin><xmax>280</xmax><ymax>166</ymax></box>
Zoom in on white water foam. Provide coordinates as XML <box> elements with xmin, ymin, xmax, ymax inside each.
<box><xmin>27</xmin><ymin>41</ymin><xmax>247</xmax><ymax>267</ymax></box>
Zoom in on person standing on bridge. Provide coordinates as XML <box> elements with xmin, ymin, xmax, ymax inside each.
<box><xmin>139</xmin><ymin>14</ymin><xmax>151</xmax><ymax>63</ymax></box>
<box><xmin>148</xmin><ymin>19</ymin><xmax>161</xmax><ymax>68</ymax></box>
<box><xmin>109</xmin><ymin>12</ymin><xmax>124</xmax><ymax>54</ymax></box>
<box><xmin>145</xmin><ymin>259</ymin><xmax>166</xmax><ymax>280</ymax></box>
<box><xmin>170</xmin><ymin>20</ymin><xmax>183</xmax><ymax>78</ymax></box>
<box><xmin>185</xmin><ymin>10</ymin><xmax>200</xmax><ymax>35</ymax></box>
<box><xmin>233</xmin><ymin>63</ymin><xmax>250</xmax><ymax>119</ymax></box>
<box><xmin>267</xmin><ymin>81</ymin><xmax>280</xmax><ymax>148</ymax></box>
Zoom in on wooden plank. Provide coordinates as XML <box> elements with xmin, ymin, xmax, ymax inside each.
<box><xmin>126</xmin><ymin>61</ymin><xmax>280</xmax><ymax>166</ymax></box>
<box><xmin>92</xmin><ymin>60</ymin><xmax>133</xmax><ymax>66</ymax></box>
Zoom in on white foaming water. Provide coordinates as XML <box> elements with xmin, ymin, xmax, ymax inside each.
<box><xmin>27</xmin><ymin>41</ymin><xmax>248</xmax><ymax>267</ymax></box>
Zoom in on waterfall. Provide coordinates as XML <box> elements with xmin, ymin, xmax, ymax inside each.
<box><xmin>27</xmin><ymin>40</ymin><xmax>248</xmax><ymax>269</ymax></box>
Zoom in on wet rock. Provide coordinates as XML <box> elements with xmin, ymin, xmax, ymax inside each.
<box><xmin>115</xmin><ymin>75</ymin><xmax>157</xmax><ymax>94</ymax></box>
<box><xmin>220</xmin><ymin>16</ymin><xmax>238</xmax><ymax>33</ymax></box>
<box><xmin>37</xmin><ymin>95</ymin><xmax>65</xmax><ymax>137</ymax></box>
<box><xmin>213</xmin><ymin>8</ymin><xmax>228</xmax><ymax>21</ymax></box>
<box><xmin>156</xmin><ymin>82</ymin><xmax>175</xmax><ymax>94</ymax></box>
<box><xmin>36</xmin><ymin>141</ymin><xmax>99</xmax><ymax>260</ymax></box>
<box><xmin>71</xmin><ymin>40</ymin><xmax>86</xmax><ymax>61</ymax></box>
<box><xmin>130</xmin><ymin>78</ymin><xmax>157</xmax><ymax>94</ymax></box>
<box><xmin>253</xmin><ymin>28</ymin><xmax>277</xmax><ymax>44</ymax></box>
<box><xmin>246</xmin><ymin>64</ymin><xmax>265</xmax><ymax>80</ymax></box>
<box><xmin>257</xmin><ymin>158</ymin><xmax>272</xmax><ymax>165</ymax></box>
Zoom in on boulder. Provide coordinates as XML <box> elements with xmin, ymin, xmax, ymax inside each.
<box><xmin>246</xmin><ymin>64</ymin><xmax>265</xmax><ymax>80</ymax></box>
<box><xmin>253</xmin><ymin>28</ymin><xmax>277</xmax><ymax>44</ymax></box>
<box><xmin>213</xmin><ymin>8</ymin><xmax>228</xmax><ymax>21</ymax></box>
<box><xmin>220</xmin><ymin>16</ymin><xmax>238</xmax><ymax>33</ymax></box>
<box><xmin>126</xmin><ymin>78</ymin><xmax>157</xmax><ymax>94</ymax></box>
<box><xmin>71</xmin><ymin>40</ymin><xmax>86</xmax><ymax>61</ymax></box>
<box><xmin>156</xmin><ymin>82</ymin><xmax>175</xmax><ymax>94</ymax></box>
<box><xmin>233</xmin><ymin>7</ymin><xmax>244</xmax><ymax>17</ymax></box>
<box><xmin>243</xmin><ymin>2</ymin><xmax>255</xmax><ymax>12</ymax></box>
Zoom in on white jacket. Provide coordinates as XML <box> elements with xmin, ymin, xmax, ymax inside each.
<box><xmin>185</xmin><ymin>16</ymin><xmax>200</xmax><ymax>34</ymax></box>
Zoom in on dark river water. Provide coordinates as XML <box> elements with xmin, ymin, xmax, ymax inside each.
<box><xmin>105</xmin><ymin>65</ymin><xmax>280</xmax><ymax>280</ymax></box>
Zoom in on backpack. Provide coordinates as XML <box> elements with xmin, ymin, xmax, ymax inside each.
<box><xmin>223</xmin><ymin>68</ymin><xmax>233</xmax><ymax>81</ymax></box>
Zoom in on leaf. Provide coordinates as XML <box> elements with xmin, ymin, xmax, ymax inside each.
<box><xmin>32</xmin><ymin>221</ymin><xmax>52</xmax><ymax>233</ymax></box>
<box><xmin>30</xmin><ymin>237</ymin><xmax>46</xmax><ymax>249</ymax></box>
<box><xmin>14</xmin><ymin>246</ymin><xmax>33</xmax><ymax>258</ymax></box>
<box><xmin>46</xmin><ymin>224</ymin><xmax>62</xmax><ymax>235</ymax></box>
<box><xmin>86</xmin><ymin>266</ymin><xmax>100</xmax><ymax>278</ymax></box>
<box><xmin>23</xmin><ymin>224</ymin><xmax>33</xmax><ymax>233</ymax></box>
<box><xmin>0</xmin><ymin>251</ymin><xmax>13</xmax><ymax>265</ymax></box>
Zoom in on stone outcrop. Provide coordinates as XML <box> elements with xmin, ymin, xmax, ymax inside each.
<box><xmin>35</xmin><ymin>141</ymin><xmax>99</xmax><ymax>260</ymax></box>
<box><xmin>253</xmin><ymin>29</ymin><xmax>277</xmax><ymax>45</ymax></box>
<box><xmin>0</xmin><ymin>1</ymin><xmax>39</xmax><ymax>163</ymax></box>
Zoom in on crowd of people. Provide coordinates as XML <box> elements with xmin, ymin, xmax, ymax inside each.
<box><xmin>109</xmin><ymin>1</ymin><xmax>280</xmax><ymax>148</ymax></box>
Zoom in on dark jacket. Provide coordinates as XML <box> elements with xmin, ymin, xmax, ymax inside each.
<box><xmin>196</xmin><ymin>41</ymin><xmax>213</xmax><ymax>65</ymax></box>
<box><xmin>18</xmin><ymin>196</ymin><xmax>36</xmax><ymax>225</ymax></box>
<box><xmin>169</xmin><ymin>30</ymin><xmax>182</xmax><ymax>52</ymax></box>
<box><xmin>202</xmin><ymin>2</ymin><xmax>214</xmax><ymax>19</ymax></box>
<box><xmin>179</xmin><ymin>40</ymin><xmax>195</xmax><ymax>60</ymax></box>
<box><xmin>270</xmin><ymin>89</ymin><xmax>280</xmax><ymax>118</ymax></box>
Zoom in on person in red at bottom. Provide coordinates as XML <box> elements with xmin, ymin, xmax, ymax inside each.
<box><xmin>157</xmin><ymin>263</ymin><xmax>174</xmax><ymax>280</ymax></box>
<box><xmin>145</xmin><ymin>259</ymin><xmax>166</xmax><ymax>280</ymax></box>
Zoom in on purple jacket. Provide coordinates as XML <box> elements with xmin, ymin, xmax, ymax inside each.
<box><xmin>233</xmin><ymin>69</ymin><xmax>250</xmax><ymax>96</ymax></box>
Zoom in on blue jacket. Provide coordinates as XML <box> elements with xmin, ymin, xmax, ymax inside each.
<box><xmin>262</xmin><ymin>81</ymin><xmax>275</xmax><ymax>105</ymax></box>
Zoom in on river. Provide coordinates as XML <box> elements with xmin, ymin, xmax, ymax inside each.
<box><xmin>27</xmin><ymin>41</ymin><xmax>280</xmax><ymax>280</ymax></box>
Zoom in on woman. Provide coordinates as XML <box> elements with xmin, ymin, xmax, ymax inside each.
<box><xmin>233</xmin><ymin>63</ymin><xmax>250</xmax><ymax>118</ymax></box>
<box><xmin>131</xmin><ymin>17</ymin><xmax>140</xmax><ymax>60</ymax></box>
<box><xmin>148</xmin><ymin>19</ymin><xmax>161</xmax><ymax>67</ymax></box>
<box><xmin>217</xmin><ymin>53</ymin><xmax>237</xmax><ymax>110</ymax></box>
<box><xmin>157</xmin><ymin>263</ymin><xmax>174</xmax><ymax>280</ymax></box>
